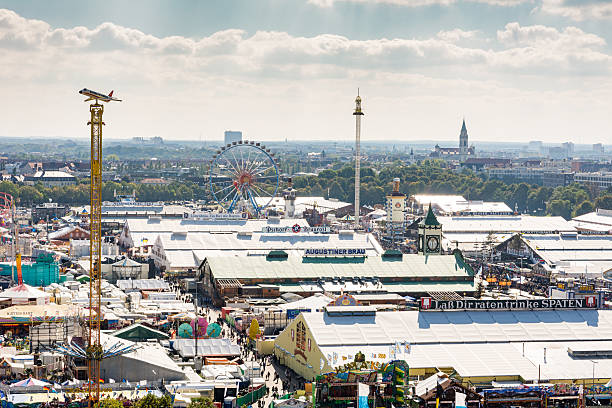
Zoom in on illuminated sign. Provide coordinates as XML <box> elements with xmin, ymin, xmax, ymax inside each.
<box><xmin>286</xmin><ymin>309</ymin><xmax>310</xmax><ymax>320</ymax></box>
<box><xmin>304</xmin><ymin>248</ymin><xmax>366</xmax><ymax>256</ymax></box>
<box><xmin>188</xmin><ymin>212</ymin><xmax>248</xmax><ymax>220</ymax></box>
<box><xmin>419</xmin><ymin>297</ymin><xmax>597</xmax><ymax>311</ymax></box>
<box><xmin>262</xmin><ymin>225</ymin><xmax>330</xmax><ymax>233</ymax></box>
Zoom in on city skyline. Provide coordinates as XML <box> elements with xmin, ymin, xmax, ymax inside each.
<box><xmin>1</xmin><ymin>1</ymin><xmax>612</xmax><ymax>143</ymax></box>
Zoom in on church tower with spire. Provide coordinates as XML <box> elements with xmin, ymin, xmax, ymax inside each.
<box><xmin>459</xmin><ymin>119</ymin><xmax>469</xmax><ymax>160</ymax></box>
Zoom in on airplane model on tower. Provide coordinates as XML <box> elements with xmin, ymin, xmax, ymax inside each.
<box><xmin>79</xmin><ymin>88</ymin><xmax>122</xmax><ymax>102</ymax></box>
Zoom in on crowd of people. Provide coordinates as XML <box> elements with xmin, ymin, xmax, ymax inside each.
<box><xmin>197</xmin><ymin>306</ymin><xmax>306</xmax><ymax>408</ymax></box>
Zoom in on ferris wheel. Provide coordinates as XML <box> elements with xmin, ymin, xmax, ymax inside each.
<box><xmin>209</xmin><ymin>141</ymin><xmax>280</xmax><ymax>215</ymax></box>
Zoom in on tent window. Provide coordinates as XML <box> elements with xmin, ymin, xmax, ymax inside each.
<box><xmin>296</xmin><ymin>321</ymin><xmax>306</xmax><ymax>351</ymax></box>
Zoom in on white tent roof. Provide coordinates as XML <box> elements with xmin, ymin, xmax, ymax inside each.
<box><xmin>437</xmin><ymin>215</ymin><xmax>575</xmax><ymax>234</ymax></box>
<box><xmin>112</xmin><ymin>257</ymin><xmax>144</xmax><ymax>267</ymax></box>
<box><xmin>1</xmin><ymin>284</ymin><xmax>51</xmax><ymax>299</ymax></box>
<box><xmin>303</xmin><ymin>309</ymin><xmax>612</xmax><ymax>347</ymax></box>
<box><xmin>116</xmin><ymin>279</ymin><xmax>170</xmax><ymax>291</ymax></box>
<box><xmin>309</xmin><ymin>310</ymin><xmax>612</xmax><ymax>381</ymax></box>
<box><xmin>278</xmin><ymin>294</ymin><xmax>333</xmax><ymax>311</ymax></box>
<box><xmin>173</xmin><ymin>338</ymin><xmax>241</xmax><ymax>358</ymax></box>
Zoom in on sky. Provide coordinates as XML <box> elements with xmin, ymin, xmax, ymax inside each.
<box><xmin>1</xmin><ymin>0</ymin><xmax>612</xmax><ymax>144</ymax></box>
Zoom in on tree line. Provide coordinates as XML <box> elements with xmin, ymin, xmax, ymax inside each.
<box><xmin>0</xmin><ymin>180</ymin><xmax>208</xmax><ymax>206</ymax></box>
<box><xmin>2</xmin><ymin>160</ymin><xmax>612</xmax><ymax>220</ymax></box>
<box><xmin>292</xmin><ymin>160</ymin><xmax>612</xmax><ymax>219</ymax></box>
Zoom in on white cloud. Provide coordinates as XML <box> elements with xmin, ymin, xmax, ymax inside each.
<box><xmin>307</xmin><ymin>0</ymin><xmax>529</xmax><ymax>7</ymax></box>
<box><xmin>0</xmin><ymin>9</ymin><xmax>611</xmax><ymax>143</ymax></box>
<box><xmin>538</xmin><ymin>0</ymin><xmax>612</xmax><ymax>21</ymax></box>
<box><xmin>497</xmin><ymin>22</ymin><xmax>606</xmax><ymax>49</ymax></box>
<box><xmin>2</xmin><ymin>9</ymin><xmax>608</xmax><ymax>81</ymax></box>
<box><xmin>436</xmin><ymin>29</ymin><xmax>481</xmax><ymax>43</ymax></box>
<box><xmin>492</xmin><ymin>22</ymin><xmax>609</xmax><ymax>73</ymax></box>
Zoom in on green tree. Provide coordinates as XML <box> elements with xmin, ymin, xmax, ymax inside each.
<box><xmin>18</xmin><ymin>185</ymin><xmax>44</xmax><ymax>205</ymax></box>
<box><xmin>510</xmin><ymin>183</ymin><xmax>530</xmax><ymax>212</ymax></box>
<box><xmin>0</xmin><ymin>181</ymin><xmax>18</xmax><ymax>197</ymax></box>
<box><xmin>318</xmin><ymin>169</ymin><xmax>337</xmax><ymax>179</ymax></box>
<box><xmin>338</xmin><ymin>166</ymin><xmax>354</xmax><ymax>178</ymax></box>
<box><xmin>548</xmin><ymin>199</ymin><xmax>572</xmax><ymax>219</ymax></box>
<box><xmin>595</xmin><ymin>194</ymin><xmax>612</xmax><ymax>210</ymax></box>
<box><xmin>328</xmin><ymin>181</ymin><xmax>344</xmax><ymax>200</ymax></box>
<box><xmin>188</xmin><ymin>398</ymin><xmax>215</xmax><ymax>408</ymax></box>
<box><xmin>133</xmin><ymin>394</ymin><xmax>172</xmax><ymax>408</ymax></box>
<box><xmin>99</xmin><ymin>399</ymin><xmax>124</xmax><ymax>408</ymax></box>
<box><xmin>573</xmin><ymin>200</ymin><xmax>594</xmax><ymax>218</ymax></box>
<box><xmin>527</xmin><ymin>187</ymin><xmax>552</xmax><ymax>213</ymax></box>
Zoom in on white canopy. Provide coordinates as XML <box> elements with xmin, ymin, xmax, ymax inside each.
<box><xmin>0</xmin><ymin>284</ymin><xmax>51</xmax><ymax>305</ymax></box>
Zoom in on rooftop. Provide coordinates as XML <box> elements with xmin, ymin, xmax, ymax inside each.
<box><xmin>206</xmin><ymin>252</ymin><xmax>473</xmax><ymax>281</ymax></box>
<box><xmin>304</xmin><ymin>309</ymin><xmax>612</xmax><ymax>347</ymax></box>
<box><xmin>30</xmin><ymin>170</ymin><xmax>75</xmax><ymax>179</ymax></box>
<box><xmin>437</xmin><ymin>215</ymin><xmax>575</xmax><ymax>234</ymax></box>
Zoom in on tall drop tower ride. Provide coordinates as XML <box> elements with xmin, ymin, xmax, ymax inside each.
<box><xmin>353</xmin><ymin>91</ymin><xmax>364</xmax><ymax>230</ymax></box>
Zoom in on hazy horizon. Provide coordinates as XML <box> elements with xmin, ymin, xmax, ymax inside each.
<box><xmin>0</xmin><ymin>135</ymin><xmax>608</xmax><ymax>151</ymax></box>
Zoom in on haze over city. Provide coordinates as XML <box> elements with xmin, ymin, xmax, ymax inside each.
<box><xmin>1</xmin><ymin>0</ymin><xmax>612</xmax><ymax>143</ymax></box>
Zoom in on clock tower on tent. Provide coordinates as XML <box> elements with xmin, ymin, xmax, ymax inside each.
<box><xmin>418</xmin><ymin>205</ymin><xmax>442</xmax><ymax>255</ymax></box>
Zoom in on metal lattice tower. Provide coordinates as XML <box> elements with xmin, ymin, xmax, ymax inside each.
<box><xmin>353</xmin><ymin>90</ymin><xmax>364</xmax><ymax>229</ymax></box>
<box><xmin>87</xmin><ymin>102</ymin><xmax>104</xmax><ymax>406</ymax></box>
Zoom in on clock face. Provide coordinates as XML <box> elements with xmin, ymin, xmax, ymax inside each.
<box><xmin>427</xmin><ymin>236</ymin><xmax>439</xmax><ymax>252</ymax></box>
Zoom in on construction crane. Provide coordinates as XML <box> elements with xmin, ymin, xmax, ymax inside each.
<box><xmin>80</xmin><ymin>88</ymin><xmax>120</xmax><ymax>407</ymax></box>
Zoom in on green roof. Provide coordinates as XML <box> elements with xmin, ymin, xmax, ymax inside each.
<box><xmin>112</xmin><ymin>323</ymin><xmax>169</xmax><ymax>342</ymax></box>
<box><xmin>382</xmin><ymin>250</ymin><xmax>403</xmax><ymax>261</ymax></box>
<box><xmin>421</xmin><ymin>206</ymin><xmax>440</xmax><ymax>226</ymax></box>
<box><xmin>207</xmin><ymin>253</ymin><xmax>472</xmax><ymax>281</ymax></box>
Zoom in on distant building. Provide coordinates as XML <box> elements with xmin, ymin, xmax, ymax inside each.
<box><xmin>462</xmin><ymin>158</ymin><xmax>511</xmax><ymax>171</ymax></box>
<box><xmin>131</xmin><ymin>136</ymin><xmax>163</xmax><ymax>144</ymax></box>
<box><xmin>548</xmin><ymin>146</ymin><xmax>566</xmax><ymax>159</ymax></box>
<box><xmin>385</xmin><ymin>178</ymin><xmax>406</xmax><ymax>245</ymax></box>
<box><xmin>430</xmin><ymin>119</ymin><xmax>475</xmax><ymax>160</ymax></box>
<box><xmin>574</xmin><ymin>172</ymin><xmax>612</xmax><ymax>191</ymax></box>
<box><xmin>283</xmin><ymin>179</ymin><xmax>296</xmax><ymax>218</ymax></box>
<box><xmin>411</xmin><ymin>195</ymin><xmax>513</xmax><ymax>216</ymax></box>
<box><xmin>571</xmin><ymin>208</ymin><xmax>612</xmax><ymax>234</ymax></box>
<box><xmin>140</xmin><ymin>178</ymin><xmax>171</xmax><ymax>185</ymax></box>
<box><xmin>32</xmin><ymin>202</ymin><xmax>68</xmax><ymax>223</ymax></box>
<box><xmin>459</xmin><ymin>119</ymin><xmax>469</xmax><ymax>160</ymax></box>
<box><xmin>528</xmin><ymin>140</ymin><xmax>543</xmax><ymax>151</ymax></box>
<box><xmin>48</xmin><ymin>225</ymin><xmax>90</xmax><ymax>241</ymax></box>
<box><xmin>24</xmin><ymin>170</ymin><xmax>76</xmax><ymax>187</ymax></box>
<box><xmin>488</xmin><ymin>165</ymin><xmax>575</xmax><ymax>186</ymax></box>
<box><xmin>562</xmin><ymin>142</ymin><xmax>575</xmax><ymax>158</ymax></box>
<box><xmin>594</xmin><ymin>143</ymin><xmax>605</xmax><ymax>154</ymax></box>
<box><xmin>542</xmin><ymin>171</ymin><xmax>574</xmax><ymax>188</ymax></box>
<box><xmin>571</xmin><ymin>160</ymin><xmax>612</xmax><ymax>173</ymax></box>
<box><xmin>224</xmin><ymin>130</ymin><xmax>242</xmax><ymax>145</ymax></box>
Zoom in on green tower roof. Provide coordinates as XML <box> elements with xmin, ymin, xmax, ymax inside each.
<box><xmin>421</xmin><ymin>205</ymin><xmax>440</xmax><ymax>226</ymax></box>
